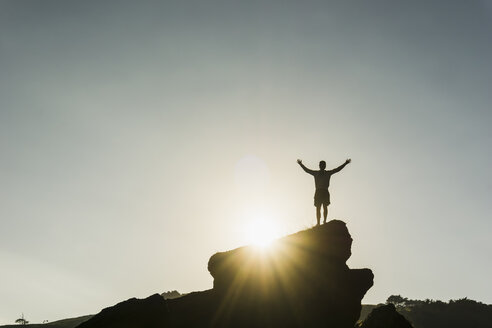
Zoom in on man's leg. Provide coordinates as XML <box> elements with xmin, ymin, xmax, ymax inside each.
<box><xmin>316</xmin><ymin>205</ymin><xmax>321</xmax><ymax>226</ymax></box>
<box><xmin>322</xmin><ymin>204</ymin><xmax>328</xmax><ymax>224</ymax></box>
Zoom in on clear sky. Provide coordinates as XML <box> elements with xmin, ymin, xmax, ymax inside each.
<box><xmin>1</xmin><ymin>0</ymin><xmax>491</xmax><ymax>324</ymax></box>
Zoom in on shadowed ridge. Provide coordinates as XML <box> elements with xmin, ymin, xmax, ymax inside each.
<box><xmin>76</xmin><ymin>220</ymin><xmax>373</xmax><ymax>328</ymax></box>
<box><xmin>76</xmin><ymin>294</ymin><xmax>168</xmax><ymax>328</ymax></box>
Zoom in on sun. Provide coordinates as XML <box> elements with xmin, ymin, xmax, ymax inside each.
<box><xmin>243</xmin><ymin>218</ymin><xmax>281</xmax><ymax>248</ymax></box>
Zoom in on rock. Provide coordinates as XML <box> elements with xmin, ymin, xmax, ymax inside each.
<box><xmin>204</xmin><ymin>219</ymin><xmax>373</xmax><ymax>327</ymax></box>
<box><xmin>77</xmin><ymin>220</ymin><xmax>373</xmax><ymax>328</ymax></box>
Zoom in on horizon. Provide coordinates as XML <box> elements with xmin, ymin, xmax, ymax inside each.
<box><xmin>1</xmin><ymin>0</ymin><xmax>491</xmax><ymax>325</ymax></box>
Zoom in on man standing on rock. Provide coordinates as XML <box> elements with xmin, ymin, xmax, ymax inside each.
<box><xmin>297</xmin><ymin>158</ymin><xmax>351</xmax><ymax>225</ymax></box>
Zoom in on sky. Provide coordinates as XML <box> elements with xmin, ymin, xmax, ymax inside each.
<box><xmin>1</xmin><ymin>0</ymin><xmax>492</xmax><ymax>324</ymax></box>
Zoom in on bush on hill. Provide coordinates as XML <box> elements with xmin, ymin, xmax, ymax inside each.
<box><xmin>386</xmin><ymin>295</ymin><xmax>492</xmax><ymax>328</ymax></box>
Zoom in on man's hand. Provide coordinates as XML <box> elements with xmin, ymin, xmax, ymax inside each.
<box><xmin>297</xmin><ymin>159</ymin><xmax>315</xmax><ymax>175</ymax></box>
<box><xmin>345</xmin><ymin>158</ymin><xmax>351</xmax><ymax>164</ymax></box>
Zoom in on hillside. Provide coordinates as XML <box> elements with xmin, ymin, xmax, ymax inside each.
<box><xmin>76</xmin><ymin>220</ymin><xmax>374</xmax><ymax>328</ymax></box>
<box><xmin>0</xmin><ymin>315</ymin><xmax>92</xmax><ymax>328</ymax></box>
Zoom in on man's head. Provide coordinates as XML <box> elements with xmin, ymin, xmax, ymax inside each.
<box><xmin>319</xmin><ymin>160</ymin><xmax>326</xmax><ymax>170</ymax></box>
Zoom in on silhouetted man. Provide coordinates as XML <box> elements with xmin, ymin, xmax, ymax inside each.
<box><xmin>297</xmin><ymin>158</ymin><xmax>351</xmax><ymax>225</ymax></box>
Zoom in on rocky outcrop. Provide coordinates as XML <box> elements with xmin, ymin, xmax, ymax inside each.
<box><xmin>203</xmin><ymin>219</ymin><xmax>373</xmax><ymax>327</ymax></box>
<box><xmin>77</xmin><ymin>220</ymin><xmax>373</xmax><ymax>328</ymax></box>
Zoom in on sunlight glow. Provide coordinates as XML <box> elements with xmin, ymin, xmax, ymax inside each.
<box><xmin>243</xmin><ymin>218</ymin><xmax>281</xmax><ymax>248</ymax></box>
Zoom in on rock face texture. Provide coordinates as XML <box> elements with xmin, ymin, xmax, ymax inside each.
<box><xmin>77</xmin><ymin>220</ymin><xmax>373</xmax><ymax>328</ymax></box>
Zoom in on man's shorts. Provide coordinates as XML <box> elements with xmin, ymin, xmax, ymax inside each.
<box><xmin>314</xmin><ymin>189</ymin><xmax>330</xmax><ymax>207</ymax></box>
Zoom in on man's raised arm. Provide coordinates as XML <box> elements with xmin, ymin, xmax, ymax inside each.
<box><xmin>297</xmin><ymin>159</ymin><xmax>316</xmax><ymax>175</ymax></box>
<box><xmin>330</xmin><ymin>158</ymin><xmax>351</xmax><ymax>174</ymax></box>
